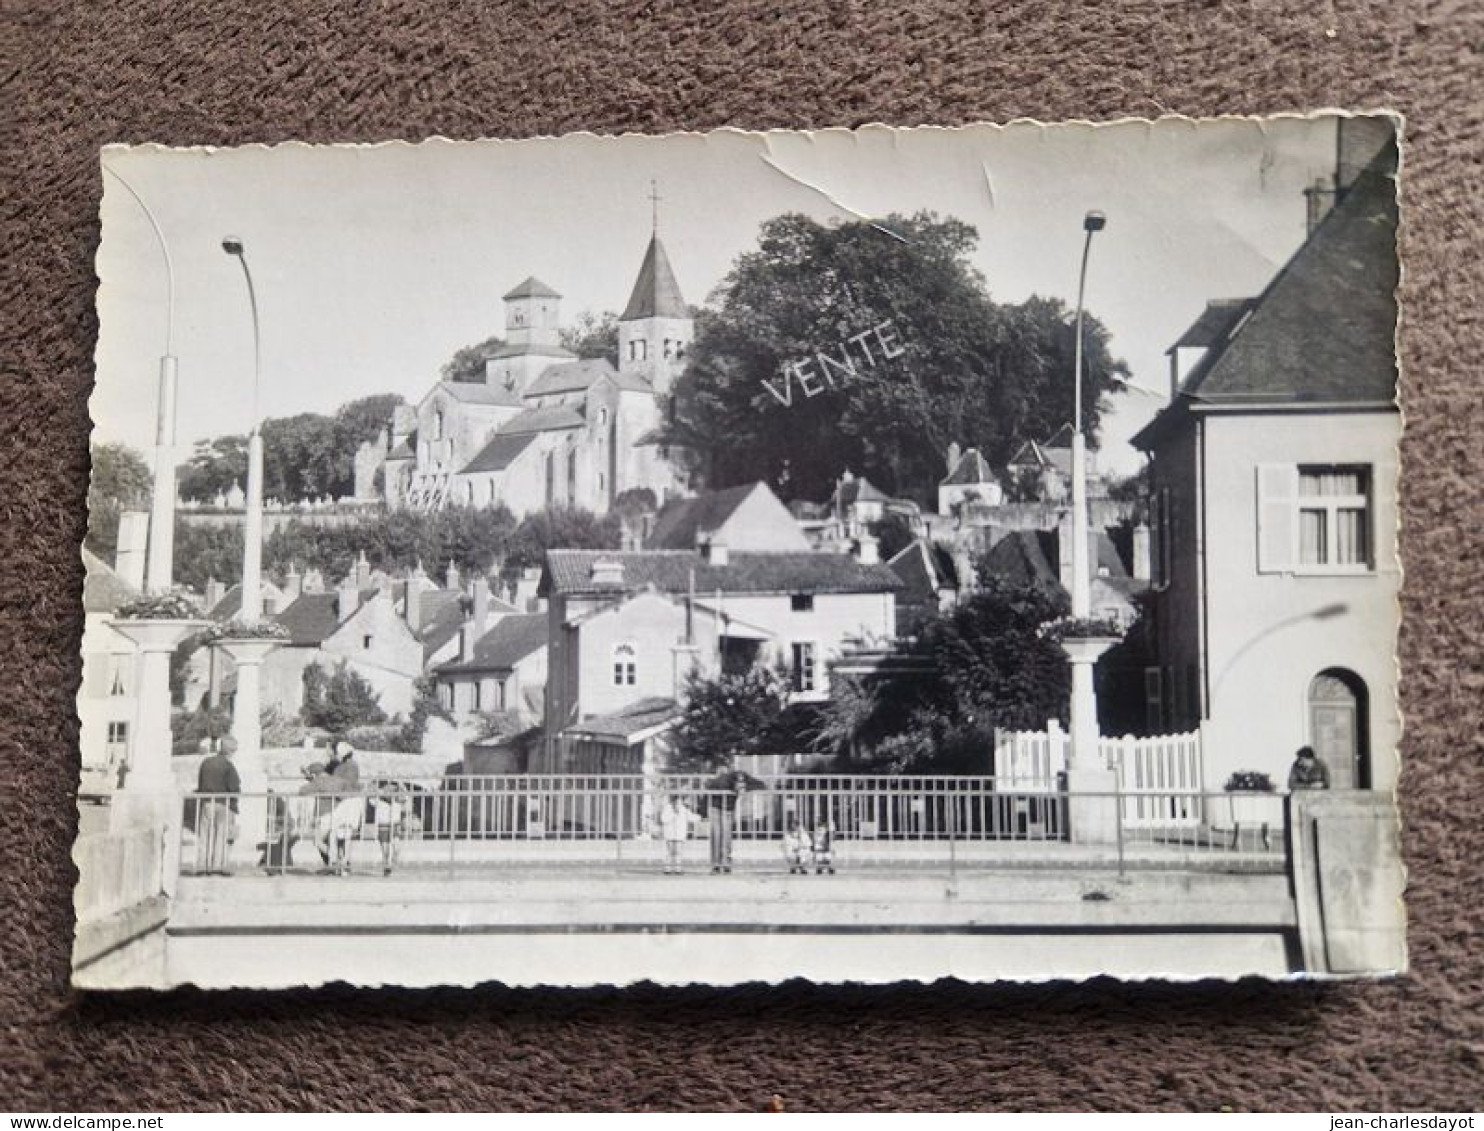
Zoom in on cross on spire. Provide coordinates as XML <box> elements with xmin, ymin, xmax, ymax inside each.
<box><xmin>649</xmin><ymin>179</ymin><xmax>662</xmax><ymax>235</ymax></box>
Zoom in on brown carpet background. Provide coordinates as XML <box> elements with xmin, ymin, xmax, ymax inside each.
<box><xmin>2</xmin><ymin>0</ymin><xmax>1481</xmax><ymax>1112</ymax></box>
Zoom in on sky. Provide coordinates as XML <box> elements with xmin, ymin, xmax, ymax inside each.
<box><xmin>93</xmin><ymin>116</ymin><xmax>1341</xmax><ymax>478</ymax></box>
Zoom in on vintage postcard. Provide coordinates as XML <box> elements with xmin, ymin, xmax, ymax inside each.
<box><xmin>75</xmin><ymin>115</ymin><xmax>1405</xmax><ymax>989</ymax></box>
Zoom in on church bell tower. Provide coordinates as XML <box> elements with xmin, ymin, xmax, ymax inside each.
<box><xmin>618</xmin><ymin>182</ymin><xmax>692</xmax><ymax>397</ymax></box>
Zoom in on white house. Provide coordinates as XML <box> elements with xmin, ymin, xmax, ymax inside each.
<box><xmin>1131</xmin><ymin>121</ymin><xmax>1400</xmax><ymax>793</ymax></box>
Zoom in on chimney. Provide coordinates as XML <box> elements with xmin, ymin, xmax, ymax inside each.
<box><xmin>1132</xmin><ymin>522</ymin><xmax>1151</xmax><ymax>582</ymax></box>
<box><xmin>946</xmin><ymin>440</ymin><xmax>961</xmax><ymax>474</ymax></box>
<box><xmin>405</xmin><ymin>563</ymin><xmax>434</xmax><ymax>632</ymax></box>
<box><xmin>282</xmin><ymin>565</ymin><xmax>303</xmax><ymax>603</ymax></box>
<box><xmin>589</xmin><ymin>559</ymin><xmax>625</xmax><ymax>587</ymax></box>
<box><xmin>459</xmin><ymin>626</ymin><xmax>475</xmax><ymax>663</ymax></box>
<box><xmin>445</xmin><ymin>560</ymin><xmax>461</xmax><ymax>591</ymax></box>
<box><xmin>514</xmin><ymin>567</ymin><xmax>542</xmax><ymax>612</ymax></box>
<box><xmin>856</xmin><ymin>532</ymin><xmax>880</xmax><ymax>565</ymax></box>
<box><xmin>951</xmin><ymin>548</ymin><xmax>977</xmax><ymax>593</ymax></box>
<box><xmin>472</xmin><ymin>576</ymin><xmax>490</xmax><ymax>640</ymax></box>
<box><xmin>114</xmin><ymin>510</ymin><xmax>149</xmax><ymax>591</ymax></box>
<box><xmin>203</xmin><ymin>575</ymin><xmax>225</xmax><ymax>611</ymax></box>
<box><xmin>336</xmin><ymin>580</ymin><xmax>359</xmax><ymax>622</ymax></box>
<box><xmin>699</xmin><ymin>535</ymin><xmax>729</xmax><ymax>568</ymax></box>
<box><xmin>355</xmin><ymin>550</ymin><xmax>372</xmax><ymax>589</ymax></box>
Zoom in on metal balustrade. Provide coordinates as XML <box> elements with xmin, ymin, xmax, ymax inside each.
<box><xmin>179</xmin><ymin>776</ymin><xmax>1288</xmax><ymax>877</ymax></box>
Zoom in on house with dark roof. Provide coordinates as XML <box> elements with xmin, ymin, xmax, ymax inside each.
<box><xmin>1130</xmin><ymin>118</ymin><xmax>1401</xmax><ymax>795</ymax></box>
<box><xmin>646</xmin><ymin>482</ymin><xmax>810</xmax><ymax>553</ymax></box>
<box><xmin>369</xmin><ymin>220</ymin><xmax>694</xmax><ymax>518</ymax></box>
<box><xmin>77</xmin><ymin>548</ymin><xmax>143</xmax><ymax>794</ymax></box>
<box><xmin>938</xmin><ymin>446</ymin><xmax>1004</xmax><ymax>514</ymax></box>
<box><xmin>538</xmin><ymin>544</ymin><xmax>903</xmax><ymax>773</ymax></box>
<box><xmin>432</xmin><ymin>611</ymin><xmax>549</xmax><ymax>725</ymax></box>
<box><xmin>886</xmin><ymin>539</ymin><xmax>962</xmax><ymax>636</ymax></box>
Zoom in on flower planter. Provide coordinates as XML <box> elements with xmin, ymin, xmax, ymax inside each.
<box><xmin>1225</xmin><ymin>791</ymin><xmax>1283</xmax><ymax>828</ymax></box>
<box><xmin>1057</xmin><ymin>635</ymin><xmax>1121</xmax><ymax>664</ymax></box>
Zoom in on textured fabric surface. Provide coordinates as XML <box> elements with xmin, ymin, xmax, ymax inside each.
<box><xmin>2</xmin><ymin>0</ymin><xmax>1481</xmax><ymax>1112</ymax></box>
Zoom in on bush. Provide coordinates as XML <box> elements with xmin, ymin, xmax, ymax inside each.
<box><xmin>301</xmin><ymin>660</ymin><xmax>387</xmax><ymax>734</ymax></box>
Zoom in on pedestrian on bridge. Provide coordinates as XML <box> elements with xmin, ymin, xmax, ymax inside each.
<box><xmin>194</xmin><ymin>736</ymin><xmax>241</xmax><ymax>876</ymax></box>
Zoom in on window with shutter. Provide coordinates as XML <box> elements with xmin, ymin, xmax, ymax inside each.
<box><xmin>1256</xmin><ymin>463</ymin><xmax>1300</xmax><ymax>573</ymax></box>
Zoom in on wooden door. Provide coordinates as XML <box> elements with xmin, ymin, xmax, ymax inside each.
<box><xmin>1309</xmin><ymin>672</ymin><xmax>1367</xmax><ymax>790</ymax></box>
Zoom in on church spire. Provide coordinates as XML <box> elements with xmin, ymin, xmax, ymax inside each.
<box><xmin>620</xmin><ymin>230</ymin><xmax>687</xmax><ymax>321</ymax></box>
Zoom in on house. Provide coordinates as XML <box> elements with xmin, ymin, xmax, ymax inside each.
<box><xmin>886</xmin><ymin>539</ymin><xmax>962</xmax><ymax>637</ymax></box>
<box><xmin>804</xmin><ymin>471</ymin><xmax>923</xmax><ymax>561</ymax></box>
<box><xmin>1130</xmin><ymin>120</ymin><xmax>1400</xmax><ymax>793</ymax></box>
<box><xmin>433</xmin><ymin>611</ymin><xmax>549</xmax><ymax>724</ymax></box>
<box><xmin>938</xmin><ymin>445</ymin><xmax>1004</xmax><ymax>514</ymax></box>
<box><xmin>539</xmin><ymin>544</ymin><xmax>903</xmax><ymax>772</ymax></box>
<box><xmin>646</xmin><ymin>481</ymin><xmax>811</xmax><ymax>552</ymax></box>
<box><xmin>76</xmin><ymin>548</ymin><xmax>142</xmax><ymax>795</ymax></box>
<box><xmin>365</xmin><ymin>222</ymin><xmax>694</xmax><ymax>517</ymax></box>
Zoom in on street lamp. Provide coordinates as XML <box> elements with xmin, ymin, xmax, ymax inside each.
<box><xmin>1069</xmin><ymin>209</ymin><xmax>1106</xmax><ymax>620</ymax></box>
<box><xmin>103</xmin><ymin>164</ymin><xmax>178</xmax><ymax>594</ymax></box>
<box><xmin>221</xmin><ymin>236</ymin><xmax>264</xmax><ymax>628</ymax></box>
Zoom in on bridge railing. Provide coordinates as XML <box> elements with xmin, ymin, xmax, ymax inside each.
<box><xmin>179</xmin><ymin>777</ymin><xmax>1287</xmax><ymax>876</ymax></box>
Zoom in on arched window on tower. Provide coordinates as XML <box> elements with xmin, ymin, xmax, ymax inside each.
<box><xmin>567</xmin><ymin>448</ymin><xmax>579</xmax><ymax>502</ymax></box>
<box><xmin>663</xmin><ymin>339</ymin><xmax>674</xmax><ymax>359</ymax></box>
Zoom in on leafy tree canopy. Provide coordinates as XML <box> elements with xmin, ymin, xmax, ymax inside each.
<box><xmin>670</xmin><ymin>666</ymin><xmax>790</xmax><ymax>772</ymax></box>
<box><xmin>442</xmin><ymin>335</ymin><xmax>506</xmax><ymax>384</ymax></box>
<box><xmin>666</xmin><ymin>211</ymin><xmax>1129</xmax><ymax>504</ymax></box>
<box><xmin>87</xmin><ymin>442</ymin><xmax>153</xmax><ymax>560</ymax></box>
<box><xmin>559</xmin><ymin>311</ymin><xmax>620</xmax><ymax>367</ymax></box>
<box><xmin>302</xmin><ymin>660</ymin><xmax>387</xmax><ymax>734</ymax></box>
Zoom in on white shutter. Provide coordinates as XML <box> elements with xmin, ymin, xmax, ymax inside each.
<box><xmin>1255</xmin><ymin>463</ymin><xmax>1299</xmax><ymax>574</ymax></box>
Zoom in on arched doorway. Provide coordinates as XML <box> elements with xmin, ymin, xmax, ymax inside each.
<box><xmin>1308</xmin><ymin>669</ymin><xmax>1370</xmax><ymax>790</ymax></box>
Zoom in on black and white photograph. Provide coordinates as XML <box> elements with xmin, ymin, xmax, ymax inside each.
<box><xmin>75</xmin><ymin>115</ymin><xmax>1405</xmax><ymax>989</ymax></box>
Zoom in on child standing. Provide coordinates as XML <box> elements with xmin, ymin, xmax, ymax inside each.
<box><xmin>373</xmin><ymin>782</ymin><xmax>406</xmax><ymax>877</ymax></box>
<box><xmin>659</xmin><ymin>795</ymin><xmax>695</xmax><ymax>874</ymax></box>
<box><xmin>810</xmin><ymin>818</ymin><xmax>836</xmax><ymax>875</ymax></box>
<box><xmin>783</xmin><ymin>819</ymin><xmax>811</xmax><ymax>874</ymax></box>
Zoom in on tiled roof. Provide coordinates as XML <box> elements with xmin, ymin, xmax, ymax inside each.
<box><xmin>503</xmin><ymin>276</ymin><xmax>561</xmax><ymax>300</ymax></box>
<box><xmin>416</xmin><ymin>589</ymin><xmax>467</xmax><ymax>659</ymax></box>
<box><xmin>647</xmin><ymin>483</ymin><xmax>758</xmax><ymax>549</ymax></box>
<box><xmin>208</xmin><ymin>583</ymin><xmax>244</xmax><ymax>621</ymax></box>
<box><xmin>437</xmin><ymin>380</ymin><xmax>524</xmax><ymax>407</ymax></box>
<box><xmin>82</xmin><ymin>547</ymin><xmax>139</xmax><ymax>614</ymax></box>
<box><xmin>523</xmin><ymin>358</ymin><xmax>653</xmax><ymax>398</ymax></box>
<box><xmin>496</xmin><ymin>404</ymin><xmax>585</xmax><ymax>435</ymax></box>
<box><xmin>459</xmin><ymin>431</ymin><xmax>538</xmax><ymax>475</ymax></box>
<box><xmin>980</xmin><ymin>531</ymin><xmax>1061</xmax><ymax>592</ymax></box>
<box><xmin>274</xmin><ymin>593</ymin><xmax>344</xmax><ymax>646</ymax></box>
<box><xmin>542</xmin><ymin>550</ymin><xmax>904</xmax><ymax>597</ymax></box>
<box><xmin>941</xmin><ymin>447</ymin><xmax>997</xmax><ymax>487</ymax></box>
<box><xmin>619</xmin><ymin>235</ymin><xmax>688</xmax><ymax>321</ymax></box>
<box><xmin>887</xmin><ymin>540</ymin><xmax>956</xmax><ymax>604</ymax></box>
<box><xmin>564</xmin><ymin>697</ymin><xmax>680</xmax><ymax>741</ymax></box>
<box><xmin>436</xmin><ymin>613</ymin><xmax>548</xmax><ymax>674</ymax></box>
<box><xmin>1140</xmin><ymin>141</ymin><xmax>1398</xmax><ymax>436</ymax></box>
<box><xmin>1171</xmin><ymin>298</ymin><xmax>1258</xmax><ymax>350</ymax></box>
<box><xmin>385</xmin><ymin>439</ymin><xmax>415</xmax><ymax>461</ymax></box>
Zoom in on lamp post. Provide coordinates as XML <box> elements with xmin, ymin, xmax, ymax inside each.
<box><xmin>1061</xmin><ymin>210</ymin><xmax>1120</xmax><ymax>844</ymax></box>
<box><xmin>1069</xmin><ymin>209</ymin><xmax>1106</xmax><ymax>620</ymax></box>
<box><xmin>103</xmin><ymin>165</ymin><xmax>178</xmax><ymax>595</ymax></box>
<box><xmin>220</xmin><ymin>238</ymin><xmax>276</xmax><ymax>861</ymax></box>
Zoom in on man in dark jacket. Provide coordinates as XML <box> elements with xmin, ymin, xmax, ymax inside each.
<box><xmin>194</xmin><ymin>736</ymin><xmax>242</xmax><ymax>875</ymax></box>
<box><xmin>705</xmin><ymin>759</ymin><xmax>760</xmax><ymax>874</ymax></box>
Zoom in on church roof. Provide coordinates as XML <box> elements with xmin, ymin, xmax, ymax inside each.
<box><xmin>1135</xmin><ymin>140</ymin><xmax>1398</xmax><ymax>450</ymax></box>
<box><xmin>647</xmin><ymin>483</ymin><xmax>760</xmax><ymax>549</ymax></box>
<box><xmin>82</xmin><ymin>547</ymin><xmax>139</xmax><ymax>613</ymax></box>
<box><xmin>503</xmin><ymin>276</ymin><xmax>562</xmax><ymax>300</ymax></box>
<box><xmin>436</xmin><ymin>380</ymin><xmax>524</xmax><ymax>408</ymax></box>
<box><xmin>459</xmin><ymin>431</ymin><xmax>539</xmax><ymax>475</ymax></box>
<box><xmin>497</xmin><ymin>405</ymin><xmax>586</xmax><ymax>436</ymax></box>
<box><xmin>620</xmin><ymin>235</ymin><xmax>688</xmax><ymax>321</ymax></box>
<box><xmin>524</xmin><ymin>358</ymin><xmax>651</xmax><ymax>398</ymax></box>
<box><xmin>386</xmin><ymin>439</ymin><xmax>415</xmax><ymax>461</ymax></box>
<box><xmin>941</xmin><ymin>447</ymin><xmax>997</xmax><ymax>486</ymax></box>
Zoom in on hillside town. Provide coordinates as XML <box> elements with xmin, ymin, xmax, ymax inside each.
<box><xmin>75</xmin><ymin>116</ymin><xmax>1405</xmax><ymax>987</ymax></box>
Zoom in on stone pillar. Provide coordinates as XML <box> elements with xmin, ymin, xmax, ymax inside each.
<box><xmin>1288</xmin><ymin>790</ymin><xmax>1406</xmax><ymax>974</ymax></box>
<box><xmin>108</xmin><ymin>618</ymin><xmax>207</xmax><ymax>889</ymax></box>
<box><xmin>1060</xmin><ymin>635</ymin><xmax>1119</xmax><ymax>844</ymax></box>
<box><xmin>218</xmin><ymin>638</ymin><xmax>280</xmax><ymax>865</ymax></box>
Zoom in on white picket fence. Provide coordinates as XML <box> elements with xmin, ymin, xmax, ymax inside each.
<box><xmin>992</xmin><ymin>721</ymin><xmax>1205</xmax><ymax>829</ymax></box>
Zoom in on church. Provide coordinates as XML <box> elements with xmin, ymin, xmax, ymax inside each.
<box><xmin>360</xmin><ymin>228</ymin><xmax>694</xmax><ymax>518</ymax></box>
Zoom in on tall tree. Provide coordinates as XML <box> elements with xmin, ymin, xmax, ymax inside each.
<box><xmin>177</xmin><ymin>435</ymin><xmax>248</xmax><ymax>503</ymax></box>
<box><xmin>504</xmin><ymin>507</ymin><xmax>622</xmax><ymax>575</ymax></box>
<box><xmin>559</xmin><ymin>311</ymin><xmax>620</xmax><ymax>367</ymax></box>
<box><xmin>441</xmin><ymin>334</ymin><xmax>506</xmax><ymax>384</ymax></box>
<box><xmin>87</xmin><ymin>442</ymin><xmax>153</xmax><ymax>560</ymax></box>
<box><xmin>666</xmin><ymin>212</ymin><xmax>1128</xmax><ymax>504</ymax></box>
